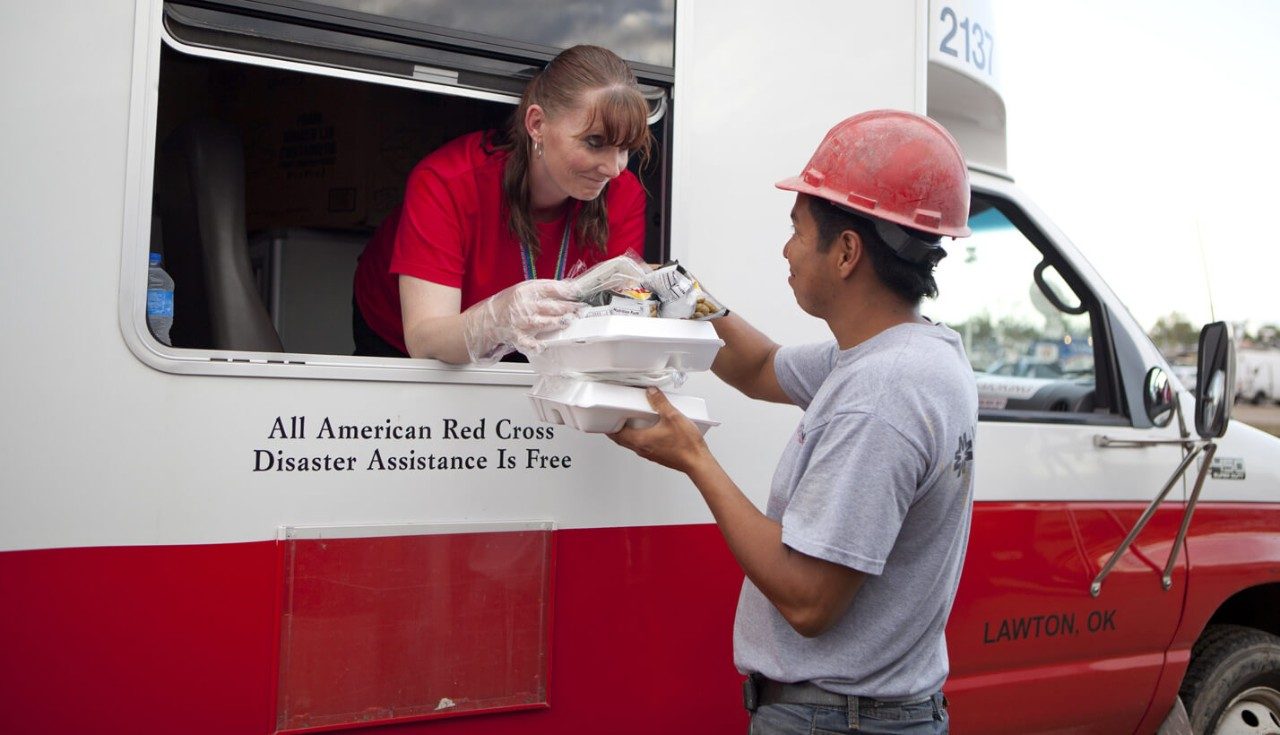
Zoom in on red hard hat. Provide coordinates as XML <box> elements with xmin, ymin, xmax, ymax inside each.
<box><xmin>776</xmin><ymin>109</ymin><xmax>971</xmax><ymax>239</ymax></box>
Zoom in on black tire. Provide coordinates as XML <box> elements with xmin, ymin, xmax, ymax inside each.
<box><xmin>1253</xmin><ymin>391</ymin><xmax>1268</xmax><ymax>406</ymax></box>
<box><xmin>1180</xmin><ymin>624</ymin><xmax>1280</xmax><ymax>734</ymax></box>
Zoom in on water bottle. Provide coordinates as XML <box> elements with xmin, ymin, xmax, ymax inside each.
<box><xmin>147</xmin><ymin>252</ymin><xmax>175</xmax><ymax>346</ymax></box>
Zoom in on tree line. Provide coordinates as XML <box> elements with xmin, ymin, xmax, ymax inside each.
<box><xmin>1149</xmin><ymin>313</ymin><xmax>1278</xmax><ymax>356</ymax></box>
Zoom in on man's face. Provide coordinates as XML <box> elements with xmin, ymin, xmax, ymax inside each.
<box><xmin>783</xmin><ymin>195</ymin><xmax>835</xmax><ymax>316</ymax></box>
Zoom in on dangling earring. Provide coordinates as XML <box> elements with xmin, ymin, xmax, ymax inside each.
<box><xmin>534</xmin><ymin>139</ymin><xmax>543</xmax><ymax>158</ymax></box>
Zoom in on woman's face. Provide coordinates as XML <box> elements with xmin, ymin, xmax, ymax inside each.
<box><xmin>527</xmin><ymin>97</ymin><xmax>631</xmax><ymax>204</ymax></box>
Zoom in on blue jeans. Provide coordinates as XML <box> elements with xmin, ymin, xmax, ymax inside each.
<box><xmin>749</xmin><ymin>692</ymin><xmax>948</xmax><ymax>734</ymax></box>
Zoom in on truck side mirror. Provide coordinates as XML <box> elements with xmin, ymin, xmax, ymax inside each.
<box><xmin>1195</xmin><ymin>321</ymin><xmax>1235</xmax><ymax>439</ymax></box>
<box><xmin>1143</xmin><ymin>367</ymin><xmax>1175</xmax><ymax>428</ymax></box>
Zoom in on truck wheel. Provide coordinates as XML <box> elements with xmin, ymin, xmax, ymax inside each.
<box><xmin>1253</xmin><ymin>391</ymin><xmax>1267</xmax><ymax>406</ymax></box>
<box><xmin>1181</xmin><ymin>624</ymin><xmax>1280</xmax><ymax>734</ymax></box>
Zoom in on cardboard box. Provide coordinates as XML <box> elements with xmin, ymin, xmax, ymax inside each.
<box><xmin>365</xmin><ymin>93</ymin><xmax>449</xmax><ymax>228</ymax></box>
<box><xmin>235</xmin><ymin>71</ymin><xmax>438</xmax><ymax>231</ymax></box>
<box><xmin>235</xmin><ymin>71</ymin><xmax>361</xmax><ymax>230</ymax></box>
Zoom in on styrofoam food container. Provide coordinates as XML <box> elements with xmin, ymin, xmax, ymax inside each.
<box><xmin>527</xmin><ymin>378</ymin><xmax>719</xmax><ymax>435</ymax></box>
<box><xmin>527</xmin><ymin>315</ymin><xmax>724</xmax><ymax>374</ymax></box>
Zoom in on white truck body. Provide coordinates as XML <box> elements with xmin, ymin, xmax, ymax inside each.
<box><xmin>2</xmin><ymin>1</ymin><xmax>1278</xmax><ymax>734</ymax></box>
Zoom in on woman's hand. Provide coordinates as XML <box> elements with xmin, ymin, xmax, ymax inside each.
<box><xmin>608</xmin><ymin>388</ymin><xmax>713</xmax><ymax>475</ymax></box>
<box><xmin>462</xmin><ymin>279</ymin><xmax>583</xmax><ymax>363</ymax></box>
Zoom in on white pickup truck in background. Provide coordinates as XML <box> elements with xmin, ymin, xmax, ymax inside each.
<box><xmin>1237</xmin><ymin>349</ymin><xmax>1280</xmax><ymax>405</ymax></box>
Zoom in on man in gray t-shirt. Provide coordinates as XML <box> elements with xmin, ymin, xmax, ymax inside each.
<box><xmin>611</xmin><ymin>110</ymin><xmax>977</xmax><ymax>733</ymax></box>
<box><xmin>736</xmin><ymin>325</ymin><xmax>976</xmax><ymax>701</ymax></box>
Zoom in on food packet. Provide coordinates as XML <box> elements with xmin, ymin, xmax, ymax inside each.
<box><xmin>691</xmin><ymin>290</ymin><xmax>728</xmax><ymax>320</ymax></box>
<box><xmin>642</xmin><ymin>262</ymin><xmax>728</xmax><ymax>320</ymax></box>
<box><xmin>582</xmin><ymin>284</ymin><xmax>655</xmax><ymax>306</ymax></box>
<box><xmin>582</xmin><ymin>292</ymin><xmax>659</xmax><ymax>318</ymax></box>
<box><xmin>565</xmin><ymin>250</ymin><xmax>650</xmax><ymax>303</ymax></box>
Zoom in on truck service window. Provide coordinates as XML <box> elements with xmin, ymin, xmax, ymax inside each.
<box><xmin>930</xmin><ymin>195</ymin><xmax>1118</xmax><ymax>421</ymax></box>
<box><xmin>137</xmin><ymin>2</ymin><xmax>672</xmax><ymax>368</ymax></box>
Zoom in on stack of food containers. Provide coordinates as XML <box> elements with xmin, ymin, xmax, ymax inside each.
<box><xmin>525</xmin><ymin>257</ymin><xmax>726</xmax><ymax>434</ymax></box>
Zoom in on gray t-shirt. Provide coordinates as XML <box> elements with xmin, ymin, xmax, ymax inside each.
<box><xmin>733</xmin><ymin>321</ymin><xmax>978</xmax><ymax>700</ymax></box>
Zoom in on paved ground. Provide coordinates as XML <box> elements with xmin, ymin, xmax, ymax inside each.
<box><xmin>1233</xmin><ymin>402</ymin><xmax>1280</xmax><ymax>437</ymax></box>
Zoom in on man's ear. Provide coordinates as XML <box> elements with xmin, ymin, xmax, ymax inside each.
<box><xmin>834</xmin><ymin>229</ymin><xmax>863</xmax><ymax>279</ymax></box>
<box><xmin>524</xmin><ymin>104</ymin><xmax>545</xmax><ymax>143</ymax></box>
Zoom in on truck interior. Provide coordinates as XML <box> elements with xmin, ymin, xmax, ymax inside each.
<box><xmin>149</xmin><ymin>1</ymin><xmax>672</xmax><ymax>357</ymax></box>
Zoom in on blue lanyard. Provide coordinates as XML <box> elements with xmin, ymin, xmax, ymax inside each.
<box><xmin>521</xmin><ymin>217</ymin><xmax>571</xmax><ymax>281</ymax></box>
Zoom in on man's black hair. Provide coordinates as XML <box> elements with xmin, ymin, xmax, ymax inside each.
<box><xmin>807</xmin><ymin>196</ymin><xmax>946</xmax><ymax>303</ymax></box>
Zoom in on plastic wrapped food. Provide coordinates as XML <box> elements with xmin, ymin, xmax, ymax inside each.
<box><xmin>566</xmin><ymin>253</ymin><xmax>726</xmax><ymax>322</ymax></box>
<box><xmin>565</xmin><ymin>250</ymin><xmax>650</xmax><ymax>303</ymax></box>
<box><xmin>642</xmin><ymin>262</ymin><xmax>728</xmax><ymax>321</ymax></box>
<box><xmin>521</xmin><ymin>255</ymin><xmax>725</xmax><ymax>431</ymax></box>
<box><xmin>582</xmin><ymin>293</ymin><xmax>659</xmax><ymax>319</ymax></box>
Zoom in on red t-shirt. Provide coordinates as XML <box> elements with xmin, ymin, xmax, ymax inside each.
<box><xmin>353</xmin><ymin>131</ymin><xmax>647</xmax><ymax>354</ymax></box>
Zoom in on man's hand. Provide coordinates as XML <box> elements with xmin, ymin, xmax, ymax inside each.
<box><xmin>608</xmin><ymin>388</ymin><xmax>712</xmax><ymax>475</ymax></box>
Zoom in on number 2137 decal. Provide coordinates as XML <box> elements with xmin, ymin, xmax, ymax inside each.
<box><xmin>939</xmin><ymin>6</ymin><xmax>994</xmax><ymax>76</ymax></box>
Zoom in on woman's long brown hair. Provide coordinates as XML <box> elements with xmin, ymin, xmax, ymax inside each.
<box><xmin>495</xmin><ymin>45</ymin><xmax>653</xmax><ymax>258</ymax></box>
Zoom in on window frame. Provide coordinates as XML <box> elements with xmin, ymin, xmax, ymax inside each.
<box><xmin>120</xmin><ymin>0</ymin><xmax>672</xmax><ymax>386</ymax></box>
<box><xmin>962</xmin><ymin>187</ymin><xmax>1129</xmax><ymax>427</ymax></box>
<box><xmin>168</xmin><ymin>0</ymin><xmax>674</xmax><ymax>83</ymax></box>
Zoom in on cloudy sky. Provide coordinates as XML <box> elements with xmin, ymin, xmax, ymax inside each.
<box><xmin>993</xmin><ymin>0</ymin><xmax>1280</xmax><ymax>332</ymax></box>
<box><xmin>310</xmin><ymin>0</ymin><xmax>674</xmax><ymax>65</ymax></box>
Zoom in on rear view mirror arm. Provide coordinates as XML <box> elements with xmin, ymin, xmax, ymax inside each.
<box><xmin>1089</xmin><ymin>439</ymin><xmax>1215</xmax><ymax>597</ymax></box>
<box><xmin>1160</xmin><ymin>442</ymin><xmax>1217</xmax><ymax>589</ymax></box>
<box><xmin>1174</xmin><ymin>386</ymin><xmax>1191</xmax><ymax>440</ymax></box>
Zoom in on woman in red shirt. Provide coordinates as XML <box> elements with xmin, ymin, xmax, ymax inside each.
<box><xmin>353</xmin><ymin>44</ymin><xmax>652</xmax><ymax>363</ymax></box>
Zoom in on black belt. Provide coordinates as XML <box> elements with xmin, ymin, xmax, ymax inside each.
<box><xmin>744</xmin><ymin>675</ymin><xmax>944</xmax><ymax>715</ymax></box>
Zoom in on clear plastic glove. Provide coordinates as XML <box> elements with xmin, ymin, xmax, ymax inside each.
<box><xmin>462</xmin><ymin>279</ymin><xmax>583</xmax><ymax>364</ymax></box>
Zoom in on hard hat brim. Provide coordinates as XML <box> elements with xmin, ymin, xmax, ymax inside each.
<box><xmin>775</xmin><ymin>175</ymin><xmax>972</xmax><ymax>238</ymax></box>
<box><xmin>774</xmin><ymin>175</ymin><xmax>810</xmax><ymax>195</ymax></box>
